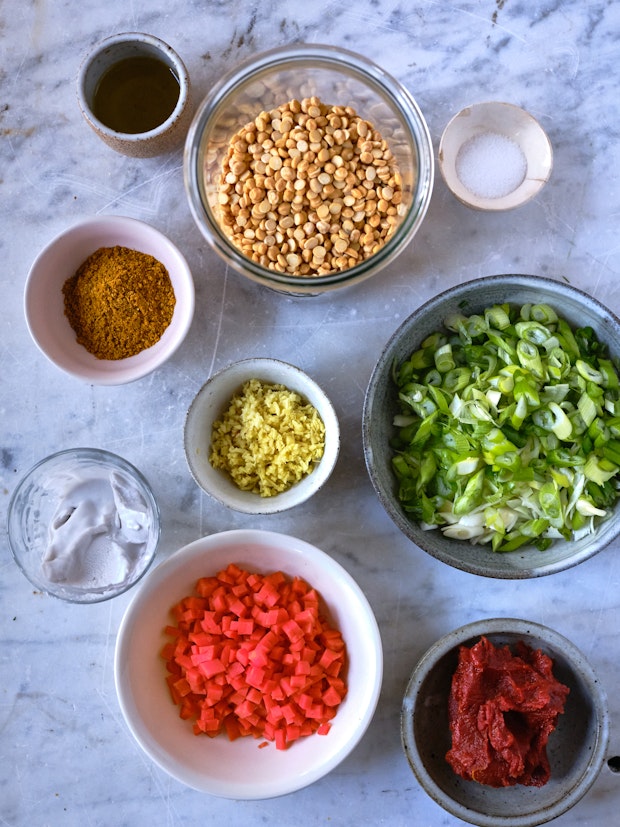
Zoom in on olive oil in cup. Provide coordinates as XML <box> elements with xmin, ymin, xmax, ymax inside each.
<box><xmin>77</xmin><ymin>32</ymin><xmax>192</xmax><ymax>158</ymax></box>
<box><xmin>93</xmin><ymin>55</ymin><xmax>180</xmax><ymax>134</ymax></box>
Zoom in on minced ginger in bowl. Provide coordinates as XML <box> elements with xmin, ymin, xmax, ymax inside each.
<box><xmin>209</xmin><ymin>378</ymin><xmax>326</xmax><ymax>497</ymax></box>
<box><xmin>184</xmin><ymin>358</ymin><xmax>340</xmax><ymax>514</ymax></box>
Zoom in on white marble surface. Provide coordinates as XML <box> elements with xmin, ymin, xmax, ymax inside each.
<box><xmin>1</xmin><ymin>1</ymin><xmax>619</xmax><ymax>825</ymax></box>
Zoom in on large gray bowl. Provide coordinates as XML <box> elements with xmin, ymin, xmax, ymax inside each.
<box><xmin>363</xmin><ymin>274</ymin><xmax>620</xmax><ymax>578</ymax></box>
<box><xmin>401</xmin><ymin>618</ymin><xmax>610</xmax><ymax>827</ymax></box>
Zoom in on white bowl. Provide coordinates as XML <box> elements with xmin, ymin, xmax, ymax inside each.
<box><xmin>401</xmin><ymin>618</ymin><xmax>609</xmax><ymax>827</ymax></box>
<box><xmin>114</xmin><ymin>529</ymin><xmax>383</xmax><ymax>797</ymax></box>
<box><xmin>184</xmin><ymin>358</ymin><xmax>340</xmax><ymax>514</ymax></box>
<box><xmin>438</xmin><ymin>101</ymin><xmax>552</xmax><ymax>211</ymax></box>
<box><xmin>24</xmin><ymin>215</ymin><xmax>195</xmax><ymax>385</ymax></box>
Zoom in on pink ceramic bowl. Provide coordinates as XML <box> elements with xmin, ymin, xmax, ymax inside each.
<box><xmin>24</xmin><ymin>215</ymin><xmax>195</xmax><ymax>384</ymax></box>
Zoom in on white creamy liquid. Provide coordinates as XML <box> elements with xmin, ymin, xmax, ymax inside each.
<box><xmin>41</xmin><ymin>468</ymin><xmax>151</xmax><ymax>590</ymax></box>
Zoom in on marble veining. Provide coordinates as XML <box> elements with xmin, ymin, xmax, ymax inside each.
<box><xmin>1</xmin><ymin>0</ymin><xmax>619</xmax><ymax>825</ymax></box>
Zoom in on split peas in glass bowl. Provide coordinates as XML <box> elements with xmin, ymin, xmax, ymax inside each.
<box><xmin>184</xmin><ymin>43</ymin><xmax>434</xmax><ymax>295</ymax></box>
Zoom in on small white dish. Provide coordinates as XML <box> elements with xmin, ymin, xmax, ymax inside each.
<box><xmin>184</xmin><ymin>358</ymin><xmax>340</xmax><ymax>514</ymax></box>
<box><xmin>438</xmin><ymin>101</ymin><xmax>553</xmax><ymax>211</ymax></box>
<box><xmin>24</xmin><ymin>215</ymin><xmax>195</xmax><ymax>385</ymax></box>
<box><xmin>114</xmin><ymin>529</ymin><xmax>383</xmax><ymax>798</ymax></box>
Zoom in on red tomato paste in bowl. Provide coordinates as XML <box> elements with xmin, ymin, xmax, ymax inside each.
<box><xmin>446</xmin><ymin>636</ymin><xmax>570</xmax><ymax>788</ymax></box>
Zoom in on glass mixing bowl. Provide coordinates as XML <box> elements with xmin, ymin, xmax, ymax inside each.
<box><xmin>7</xmin><ymin>448</ymin><xmax>160</xmax><ymax>603</ymax></box>
<box><xmin>184</xmin><ymin>43</ymin><xmax>433</xmax><ymax>295</ymax></box>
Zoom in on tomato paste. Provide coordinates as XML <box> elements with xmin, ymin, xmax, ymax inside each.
<box><xmin>445</xmin><ymin>636</ymin><xmax>569</xmax><ymax>787</ymax></box>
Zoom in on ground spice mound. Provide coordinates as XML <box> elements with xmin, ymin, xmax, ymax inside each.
<box><xmin>62</xmin><ymin>245</ymin><xmax>176</xmax><ymax>360</ymax></box>
<box><xmin>209</xmin><ymin>378</ymin><xmax>325</xmax><ymax>497</ymax></box>
<box><xmin>446</xmin><ymin>636</ymin><xmax>570</xmax><ymax>788</ymax></box>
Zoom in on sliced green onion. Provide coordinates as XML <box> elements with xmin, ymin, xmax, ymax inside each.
<box><xmin>584</xmin><ymin>454</ymin><xmax>618</xmax><ymax>484</ymax></box>
<box><xmin>529</xmin><ymin>304</ymin><xmax>558</xmax><ymax>324</ymax></box>
<box><xmin>516</xmin><ymin>340</ymin><xmax>544</xmax><ymax>377</ymax></box>
<box><xmin>391</xmin><ymin>300</ymin><xmax>620</xmax><ymax>553</ymax></box>
<box><xmin>577</xmin><ymin>393</ymin><xmax>597</xmax><ymax>427</ymax></box>
<box><xmin>485</xmin><ymin>304</ymin><xmax>511</xmax><ymax>330</ymax></box>
<box><xmin>434</xmin><ymin>343</ymin><xmax>455</xmax><ymax>373</ymax></box>
<box><xmin>576</xmin><ymin>359</ymin><xmax>603</xmax><ymax>384</ymax></box>
<box><xmin>515</xmin><ymin>321</ymin><xmax>554</xmax><ymax>347</ymax></box>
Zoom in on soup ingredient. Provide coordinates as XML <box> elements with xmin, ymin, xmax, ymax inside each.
<box><xmin>446</xmin><ymin>636</ymin><xmax>569</xmax><ymax>787</ymax></box>
<box><xmin>456</xmin><ymin>132</ymin><xmax>527</xmax><ymax>199</ymax></box>
<box><xmin>218</xmin><ymin>95</ymin><xmax>403</xmax><ymax>278</ymax></box>
<box><xmin>63</xmin><ymin>245</ymin><xmax>175</xmax><ymax>359</ymax></box>
<box><xmin>210</xmin><ymin>378</ymin><xmax>325</xmax><ymax>496</ymax></box>
<box><xmin>391</xmin><ymin>301</ymin><xmax>620</xmax><ymax>551</ymax></box>
<box><xmin>41</xmin><ymin>467</ymin><xmax>152</xmax><ymax>589</ymax></box>
<box><xmin>161</xmin><ymin>563</ymin><xmax>348</xmax><ymax>750</ymax></box>
<box><xmin>93</xmin><ymin>56</ymin><xmax>180</xmax><ymax>134</ymax></box>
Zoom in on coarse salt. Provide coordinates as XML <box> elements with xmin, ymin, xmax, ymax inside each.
<box><xmin>455</xmin><ymin>132</ymin><xmax>527</xmax><ymax>200</ymax></box>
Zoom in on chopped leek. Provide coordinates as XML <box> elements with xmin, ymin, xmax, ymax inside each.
<box><xmin>391</xmin><ymin>302</ymin><xmax>620</xmax><ymax>552</ymax></box>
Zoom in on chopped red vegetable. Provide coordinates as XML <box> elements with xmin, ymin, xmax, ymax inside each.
<box><xmin>161</xmin><ymin>563</ymin><xmax>348</xmax><ymax>750</ymax></box>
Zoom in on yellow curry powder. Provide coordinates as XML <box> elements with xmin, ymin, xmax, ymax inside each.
<box><xmin>62</xmin><ymin>245</ymin><xmax>176</xmax><ymax>360</ymax></box>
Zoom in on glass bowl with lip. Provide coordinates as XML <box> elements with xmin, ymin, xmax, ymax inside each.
<box><xmin>184</xmin><ymin>43</ymin><xmax>434</xmax><ymax>296</ymax></box>
<box><xmin>7</xmin><ymin>447</ymin><xmax>161</xmax><ymax>603</ymax></box>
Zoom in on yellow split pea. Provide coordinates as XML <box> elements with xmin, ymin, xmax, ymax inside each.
<box><xmin>217</xmin><ymin>95</ymin><xmax>403</xmax><ymax>278</ymax></box>
<box><xmin>209</xmin><ymin>379</ymin><xmax>326</xmax><ymax>497</ymax></box>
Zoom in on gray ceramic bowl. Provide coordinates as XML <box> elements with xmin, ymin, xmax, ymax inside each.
<box><xmin>401</xmin><ymin>618</ymin><xmax>609</xmax><ymax>827</ymax></box>
<box><xmin>363</xmin><ymin>274</ymin><xmax>620</xmax><ymax>578</ymax></box>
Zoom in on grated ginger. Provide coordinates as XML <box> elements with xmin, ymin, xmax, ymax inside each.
<box><xmin>209</xmin><ymin>379</ymin><xmax>325</xmax><ymax>497</ymax></box>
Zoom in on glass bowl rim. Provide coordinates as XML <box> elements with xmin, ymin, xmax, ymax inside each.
<box><xmin>7</xmin><ymin>446</ymin><xmax>161</xmax><ymax>603</ymax></box>
<box><xmin>184</xmin><ymin>42</ymin><xmax>434</xmax><ymax>292</ymax></box>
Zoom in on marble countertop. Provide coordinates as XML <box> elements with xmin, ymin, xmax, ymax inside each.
<box><xmin>1</xmin><ymin>1</ymin><xmax>619</xmax><ymax>825</ymax></box>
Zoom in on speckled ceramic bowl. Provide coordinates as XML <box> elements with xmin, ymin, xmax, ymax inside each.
<box><xmin>184</xmin><ymin>358</ymin><xmax>340</xmax><ymax>514</ymax></box>
<box><xmin>363</xmin><ymin>274</ymin><xmax>620</xmax><ymax>578</ymax></box>
<box><xmin>401</xmin><ymin>618</ymin><xmax>609</xmax><ymax>827</ymax></box>
<box><xmin>77</xmin><ymin>32</ymin><xmax>192</xmax><ymax>157</ymax></box>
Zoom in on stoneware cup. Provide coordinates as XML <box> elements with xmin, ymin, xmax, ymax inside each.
<box><xmin>77</xmin><ymin>32</ymin><xmax>192</xmax><ymax>158</ymax></box>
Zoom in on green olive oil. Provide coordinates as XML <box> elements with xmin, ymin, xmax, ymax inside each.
<box><xmin>93</xmin><ymin>56</ymin><xmax>180</xmax><ymax>134</ymax></box>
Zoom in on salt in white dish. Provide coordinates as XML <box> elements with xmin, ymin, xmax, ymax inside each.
<box><xmin>438</xmin><ymin>101</ymin><xmax>553</xmax><ymax>211</ymax></box>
